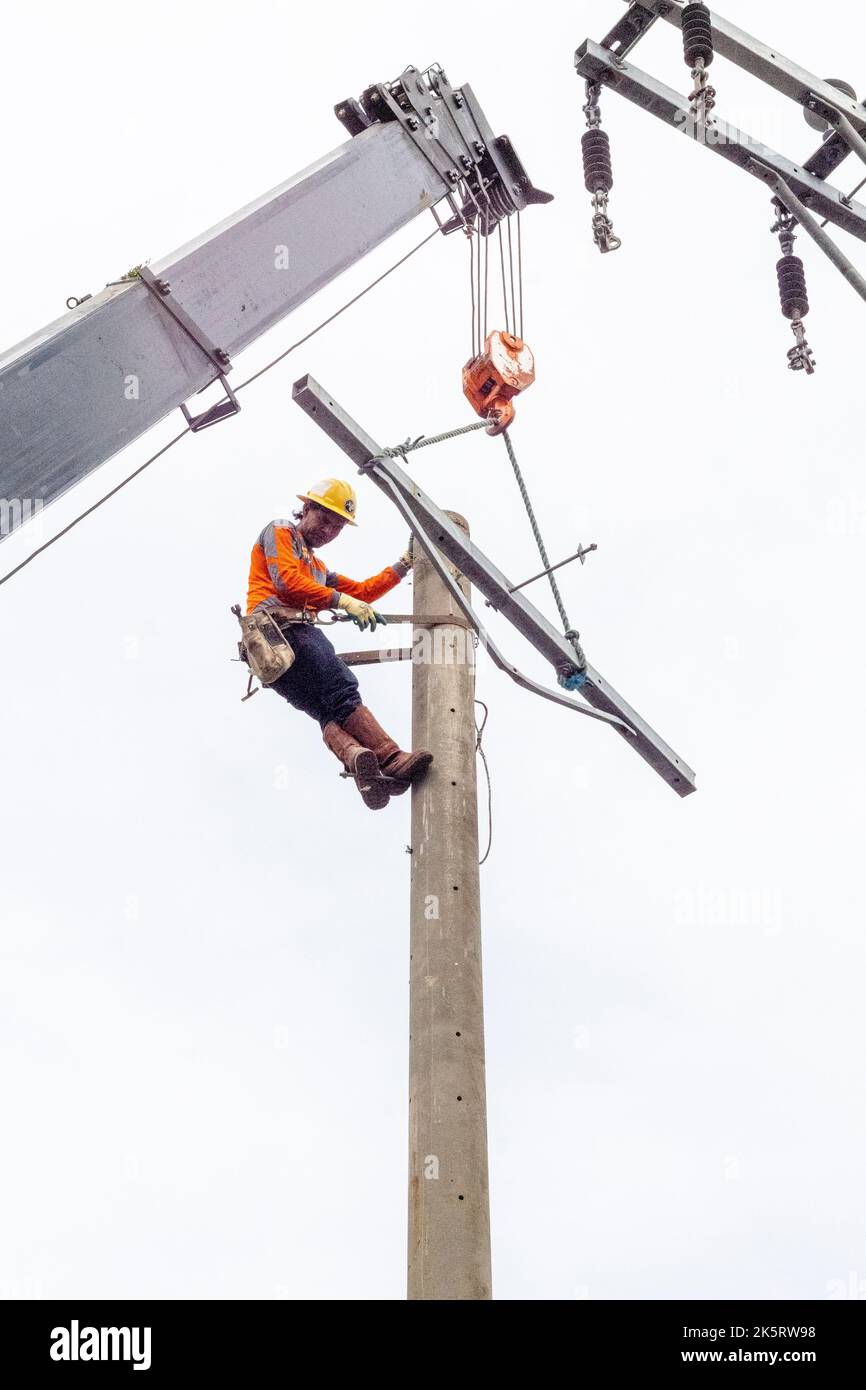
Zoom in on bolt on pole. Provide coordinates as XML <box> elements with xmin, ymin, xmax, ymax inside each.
<box><xmin>407</xmin><ymin>513</ymin><xmax>492</xmax><ymax>1300</ymax></box>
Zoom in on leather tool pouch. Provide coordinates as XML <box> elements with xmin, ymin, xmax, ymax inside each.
<box><xmin>234</xmin><ymin>608</ymin><xmax>297</xmax><ymax>685</ymax></box>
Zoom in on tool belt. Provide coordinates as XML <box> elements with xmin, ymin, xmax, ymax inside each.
<box><xmin>231</xmin><ymin>603</ymin><xmax>314</xmax><ymax>685</ymax></box>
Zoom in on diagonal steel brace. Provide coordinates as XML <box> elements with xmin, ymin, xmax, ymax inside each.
<box><xmin>371</xmin><ymin>464</ymin><xmax>633</xmax><ymax>736</ymax></box>
<box><xmin>748</xmin><ymin>161</ymin><xmax>866</xmax><ymax>305</ymax></box>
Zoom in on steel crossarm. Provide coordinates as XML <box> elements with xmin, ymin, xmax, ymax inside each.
<box><xmin>575</xmin><ymin>39</ymin><xmax>866</xmax><ymax>242</ymax></box>
<box><xmin>292</xmin><ymin>373</ymin><xmax>697</xmax><ymax>797</ymax></box>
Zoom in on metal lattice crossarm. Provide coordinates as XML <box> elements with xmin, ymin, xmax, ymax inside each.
<box><xmin>593</xmin><ymin>1</ymin><xmax>866</xmax><ymax>139</ymax></box>
<box><xmin>574</xmin><ymin>38</ymin><xmax>866</xmax><ymax>243</ymax></box>
<box><xmin>594</xmin><ymin>2</ymin><xmax>866</xmax><ymax>188</ymax></box>
<box><xmin>291</xmin><ymin>373</ymin><xmax>697</xmax><ymax>798</ymax></box>
<box><xmin>576</xmin><ymin>4</ymin><xmax>866</xmax><ymax>374</ymax></box>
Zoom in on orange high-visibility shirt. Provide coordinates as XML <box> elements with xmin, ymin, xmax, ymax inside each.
<box><xmin>247</xmin><ymin>520</ymin><xmax>402</xmax><ymax>614</ymax></box>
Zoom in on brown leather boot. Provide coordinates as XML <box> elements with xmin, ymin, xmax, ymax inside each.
<box><xmin>341</xmin><ymin>705</ymin><xmax>433</xmax><ymax>795</ymax></box>
<box><xmin>322</xmin><ymin>721</ymin><xmax>390</xmax><ymax>811</ymax></box>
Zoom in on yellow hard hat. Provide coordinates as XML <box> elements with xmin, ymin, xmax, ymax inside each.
<box><xmin>296</xmin><ymin>477</ymin><xmax>358</xmax><ymax>526</ymax></box>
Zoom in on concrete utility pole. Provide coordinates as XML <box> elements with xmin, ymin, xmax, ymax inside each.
<box><xmin>292</xmin><ymin>376</ymin><xmax>695</xmax><ymax>1300</ymax></box>
<box><xmin>407</xmin><ymin>515</ymin><xmax>492</xmax><ymax>1301</ymax></box>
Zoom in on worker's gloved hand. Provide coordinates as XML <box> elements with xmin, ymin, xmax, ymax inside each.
<box><xmin>558</xmin><ymin>667</ymin><xmax>587</xmax><ymax>692</ymax></box>
<box><xmin>393</xmin><ymin>538</ymin><xmax>414</xmax><ymax>578</ymax></box>
<box><xmin>337</xmin><ymin>593</ymin><xmax>387</xmax><ymax>631</ymax></box>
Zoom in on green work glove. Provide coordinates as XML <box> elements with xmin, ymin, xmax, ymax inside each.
<box><xmin>337</xmin><ymin>593</ymin><xmax>387</xmax><ymax>631</ymax></box>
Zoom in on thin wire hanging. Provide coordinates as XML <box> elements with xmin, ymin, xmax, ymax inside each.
<box><xmin>468</xmin><ymin>200</ymin><xmax>526</xmax><ymax>358</ymax></box>
<box><xmin>497</xmin><ymin>223</ymin><xmax>511</xmax><ymax>335</ymax></box>
<box><xmin>506</xmin><ymin>216</ymin><xmax>518</xmax><ymax>336</ymax></box>
<box><xmin>469</xmin><ymin>233</ymin><xmax>477</xmax><ymax>358</ymax></box>
<box><xmin>516</xmin><ymin>210</ymin><xmax>524</xmax><ymax>340</ymax></box>
<box><xmin>483</xmin><ymin>205</ymin><xmax>490</xmax><ymax>343</ymax></box>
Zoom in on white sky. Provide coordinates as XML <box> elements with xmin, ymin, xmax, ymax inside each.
<box><xmin>2</xmin><ymin>0</ymin><xmax>865</xmax><ymax>1300</ymax></box>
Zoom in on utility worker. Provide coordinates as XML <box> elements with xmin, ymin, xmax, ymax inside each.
<box><xmin>246</xmin><ymin>478</ymin><xmax>433</xmax><ymax>810</ymax></box>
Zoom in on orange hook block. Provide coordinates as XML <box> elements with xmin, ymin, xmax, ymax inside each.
<box><xmin>462</xmin><ymin>330</ymin><xmax>535</xmax><ymax>436</ymax></box>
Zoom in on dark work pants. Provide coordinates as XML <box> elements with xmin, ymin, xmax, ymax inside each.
<box><xmin>269</xmin><ymin>623</ymin><xmax>362</xmax><ymax>729</ymax></box>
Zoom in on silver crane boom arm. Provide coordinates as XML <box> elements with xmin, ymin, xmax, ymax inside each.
<box><xmin>0</xmin><ymin>63</ymin><xmax>550</xmax><ymax>542</ymax></box>
<box><xmin>0</xmin><ymin>123</ymin><xmax>447</xmax><ymax>534</ymax></box>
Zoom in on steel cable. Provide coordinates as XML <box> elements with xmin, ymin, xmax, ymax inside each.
<box><xmin>475</xmin><ymin>699</ymin><xmax>493</xmax><ymax>865</ymax></box>
<box><xmin>501</xmin><ymin>428</ymin><xmax>582</xmax><ymax>658</ymax></box>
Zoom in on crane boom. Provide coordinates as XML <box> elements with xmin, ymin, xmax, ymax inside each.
<box><xmin>0</xmin><ymin>65</ymin><xmax>549</xmax><ymax>541</ymax></box>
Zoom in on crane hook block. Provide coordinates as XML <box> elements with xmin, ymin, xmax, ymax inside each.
<box><xmin>462</xmin><ymin>330</ymin><xmax>535</xmax><ymax>436</ymax></box>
